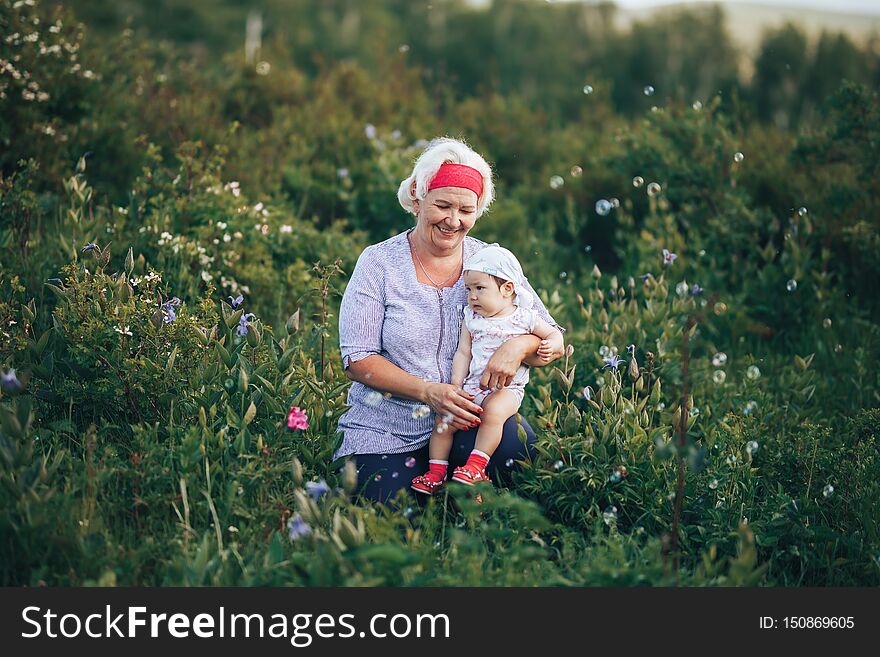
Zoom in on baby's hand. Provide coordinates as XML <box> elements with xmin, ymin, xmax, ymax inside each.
<box><xmin>537</xmin><ymin>340</ymin><xmax>554</xmax><ymax>362</ymax></box>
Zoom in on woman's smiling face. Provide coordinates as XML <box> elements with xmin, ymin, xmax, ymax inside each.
<box><xmin>412</xmin><ymin>187</ymin><xmax>478</xmax><ymax>252</ymax></box>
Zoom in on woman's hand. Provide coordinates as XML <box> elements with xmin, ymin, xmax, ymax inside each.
<box><xmin>480</xmin><ymin>337</ymin><xmax>531</xmax><ymax>391</ymax></box>
<box><xmin>422</xmin><ymin>383</ymin><xmax>483</xmax><ymax>431</ymax></box>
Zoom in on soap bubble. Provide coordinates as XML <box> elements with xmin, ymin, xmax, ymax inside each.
<box><xmin>404</xmin><ymin>457</ymin><xmax>416</xmax><ymax>468</ymax></box>
<box><xmin>692</xmin><ymin>100</ymin><xmax>703</xmax><ymax>110</ymax></box>
<box><xmin>610</xmin><ymin>197</ymin><xmax>620</xmax><ymax>208</ymax></box>
<box><xmin>733</xmin><ymin>152</ymin><xmax>744</xmax><ymax>163</ymax></box>
<box><xmin>712</xmin><ymin>352</ymin><xmax>728</xmax><ymax>367</ymax></box>
<box><xmin>505</xmin><ymin>458</ymin><xmax>514</xmax><ymax>467</ymax></box>
<box><xmin>709</xmin><ymin>479</ymin><xmax>719</xmax><ymax>490</ymax></box>
<box><xmin>647</xmin><ymin>182</ymin><xmax>662</xmax><ymax>197</ymax></box>
<box><xmin>746</xmin><ymin>440</ymin><xmax>759</xmax><ymax>455</ymax></box>
<box><xmin>746</xmin><ymin>365</ymin><xmax>761</xmax><ymax>381</ymax></box>
<box><xmin>822</xmin><ymin>318</ymin><xmax>832</xmax><ymax>328</ymax></box>
<box><xmin>595</xmin><ymin>199</ymin><xmax>612</xmax><ymax>216</ymax></box>
<box><xmin>602</xmin><ymin>505</ymin><xmax>618</xmax><ymax>525</ymax></box>
<box><xmin>822</xmin><ymin>483</ymin><xmax>834</xmax><ymax>498</ymax></box>
<box><xmin>798</xmin><ymin>207</ymin><xmax>808</xmax><ymax>217</ymax></box>
<box><xmin>553</xmin><ymin>460</ymin><xmax>564</xmax><ymax>471</ymax></box>
<box><xmin>786</xmin><ymin>279</ymin><xmax>797</xmax><ymax>292</ymax></box>
<box><xmin>714</xmin><ymin>302</ymin><xmax>728</xmax><ymax>315</ymax></box>
<box><xmin>391</xmin><ymin>471</ymin><xmax>399</xmax><ymax>478</ymax></box>
<box><xmin>582</xmin><ymin>85</ymin><xmax>593</xmax><ymax>95</ymax></box>
<box><xmin>632</xmin><ymin>176</ymin><xmax>644</xmax><ymax>188</ymax></box>
<box><xmin>412</xmin><ymin>405</ymin><xmax>432</xmax><ymax>419</ymax></box>
<box><xmin>549</xmin><ymin>175</ymin><xmax>564</xmax><ymax>190</ymax></box>
<box><xmin>643</xmin><ymin>85</ymin><xmax>655</xmax><ymax>96</ymax></box>
<box><xmin>712</xmin><ymin>370</ymin><xmax>726</xmax><ymax>384</ymax></box>
<box><xmin>743</xmin><ymin>400</ymin><xmax>758</xmax><ymax>416</ymax></box>
<box><xmin>364</xmin><ymin>391</ymin><xmax>383</xmax><ymax>407</ymax></box>
<box><xmin>570</xmin><ymin>165</ymin><xmax>583</xmax><ymax>177</ymax></box>
<box><xmin>689</xmin><ymin>407</ymin><xmax>700</xmax><ymax>418</ymax></box>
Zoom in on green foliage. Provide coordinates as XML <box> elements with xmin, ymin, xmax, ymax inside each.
<box><xmin>1</xmin><ymin>0</ymin><xmax>878</xmax><ymax>587</ymax></box>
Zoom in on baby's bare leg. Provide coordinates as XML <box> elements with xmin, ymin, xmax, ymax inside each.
<box><xmin>474</xmin><ymin>389</ymin><xmax>521</xmax><ymax>457</ymax></box>
<box><xmin>428</xmin><ymin>414</ymin><xmax>454</xmax><ymax>461</ymax></box>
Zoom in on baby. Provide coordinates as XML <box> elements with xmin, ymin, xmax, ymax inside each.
<box><xmin>411</xmin><ymin>245</ymin><xmax>563</xmax><ymax>494</ymax></box>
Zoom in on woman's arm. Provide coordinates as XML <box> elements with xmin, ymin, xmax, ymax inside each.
<box><xmin>479</xmin><ymin>322</ymin><xmax>564</xmax><ymax>390</ymax></box>
<box><xmin>347</xmin><ymin>356</ymin><xmax>481</xmax><ymax>430</ymax></box>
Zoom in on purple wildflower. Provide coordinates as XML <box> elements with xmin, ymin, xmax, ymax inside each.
<box><xmin>690</xmin><ymin>284</ymin><xmax>703</xmax><ymax>296</ymax></box>
<box><xmin>237</xmin><ymin>313</ymin><xmax>256</xmax><ymax>337</ymax></box>
<box><xmin>337</xmin><ymin>168</ymin><xmax>349</xmax><ymax>179</ymax></box>
<box><xmin>602</xmin><ymin>355</ymin><xmax>627</xmax><ymax>370</ymax></box>
<box><xmin>662</xmin><ymin>249</ymin><xmax>677</xmax><ymax>266</ymax></box>
<box><xmin>1</xmin><ymin>369</ymin><xmax>23</xmax><ymax>391</ymax></box>
<box><xmin>582</xmin><ymin>385</ymin><xmax>594</xmax><ymax>401</ymax></box>
<box><xmin>161</xmin><ymin>296</ymin><xmax>181</xmax><ymax>324</ymax></box>
<box><xmin>80</xmin><ymin>243</ymin><xmax>98</xmax><ymax>253</ymax></box>
<box><xmin>287</xmin><ymin>514</ymin><xmax>312</xmax><ymax>541</ymax></box>
<box><xmin>640</xmin><ymin>273</ymin><xmax>652</xmax><ymax>283</ymax></box>
<box><xmin>305</xmin><ymin>479</ymin><xmax>331</xmax><ymax>501</ymax></box>
<box><xmin>228</xmin><ymin>294</ymin><xmax>244</xmax><ymax>309</ymax></box>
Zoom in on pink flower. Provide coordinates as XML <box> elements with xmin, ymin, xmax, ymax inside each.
<box><xmin>287</xmin><ymin>406</ymin><xmax>309</xmax><ymax>431</ymax></box>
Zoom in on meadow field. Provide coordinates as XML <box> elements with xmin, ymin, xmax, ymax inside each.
<box><xmin>1</xmin><ymin>0</ymin><xmax>878</xmax><ymax>586</ymax></box>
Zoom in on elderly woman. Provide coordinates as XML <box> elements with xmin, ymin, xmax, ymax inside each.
<box><xmin>335</xmin><ymin>137</ymin><xmax>566</xmax><ymax>503</ymax></box>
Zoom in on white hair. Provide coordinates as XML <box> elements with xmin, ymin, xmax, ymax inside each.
<box><xmin>397</xmin><ymin>136</ymin><xmax>495</xmax><ymax>218</ymax></box>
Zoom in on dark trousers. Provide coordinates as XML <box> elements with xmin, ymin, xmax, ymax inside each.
<box><xmin>350</xmin><ymin>414</ymin><xmax>537</xmax><ymax>504</ymax></box>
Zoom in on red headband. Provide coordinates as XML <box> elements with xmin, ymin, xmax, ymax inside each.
<box><xmin>427</xmin><ymin>163</ymin><xmax>484</xmax><ymax>199</ymax></box>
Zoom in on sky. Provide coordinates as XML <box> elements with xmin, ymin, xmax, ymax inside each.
<box><xmin>587</xmin><ymin>0</ymin><xmax>880</xmax><ymax>14</ymax></box>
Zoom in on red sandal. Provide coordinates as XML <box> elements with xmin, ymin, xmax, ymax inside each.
<box><xmin>451</xmin><ymin>463</ymin><xmax>490</xmax><ymax>486</ymax></box>
<box><xmin>411</xmin><ymin>471</ymin><xmax>446</xmax><ymax>495</ymax></box>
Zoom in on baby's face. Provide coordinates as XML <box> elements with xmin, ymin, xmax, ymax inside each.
<box><xmin>464</xmin><ymin>270</ymin><xmax>515</xmax><ymax>318</ymax></box>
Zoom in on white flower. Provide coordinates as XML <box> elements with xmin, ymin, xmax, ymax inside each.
<box><xmin>254</xmin><ymin>202</ymin><xmax>264</xmax><ymax>212</ymax></box>
<box><xmin>114</xmin><ymin>325</ymin><xmax>133</xmax><ymax>336</ymax></box>
<box><xmin>201</xmin><ymin>270</ymin><xmax>213</xmax><ymax>282</ymax></box>
<box><xmin>223</xmin><ymin>233</ymin><xmax>231</xmax><ymax>243</ymax></box>
<box><xmin>280</xmin><ymin>224</ymin><xmax>293</xmax><ymax>234</ymax></box>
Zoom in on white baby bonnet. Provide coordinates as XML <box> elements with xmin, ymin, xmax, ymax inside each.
<box><xmin>462</xmin><ymin>244</ymin><xmax>534</xmax><ymax>310</ymax></box>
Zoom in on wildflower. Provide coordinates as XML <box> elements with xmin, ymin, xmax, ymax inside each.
<box><xmin>1</xmin><ymin>369</ymin><xmax>23</xmax><ymax>391</ymax></box>
<box><xmin>582</xmin><ymin>385</ymin><xmax>594</xmax><ymax>401</ymax></box>
<box><xmin>254</xmin><ymin>202</ymin><xmax>264</xmax><ymax>212</ymax></box>
<box><xmin>364</xmin><ymin>123</ymin><xmax>377</xmax><ymax>140</ymax></box>
<box><xmin>114</xmin><ymin>325</ymin><xmax>132</xmax><ymax>336</ymax></box>
<box><xmin>228</xmin><ymin>294</ymin><xmax>244</xmax><ymax>309</ymax></box>
<box><xmin>337</xmin><ymin>168</ymin><xmax>349</xmax><ymax>178</ymax></box>
<box><xmin>287</xmin><ymin>406</ymin><xmax>309</xmax><ymax>431</ymax></box>
<box><xmin>690</xmin><ymin>284</ymin><xmax>703</xmax><ymax>296</ymax></box>
<box><xmin>602</xmin><ymin>355</ymin><xmax>626</xmax><ymax>370</ymax></box>
<box><xmin>161</xmin><ymin>296</ymin><xmax>181</xmax><ymax>324</ymax></box>
<box><xmin>305</xmin><ymin>479</ymin><xmax>330</xmax><ymax>501</ymax></box>
<box><xmin>80</xmin><ymin>243</ymin><xmax>98</xmax><ymax>252</ymax></box>
<box><xmin>280</xmin><ymin>224</ymin><xmax>293</xmax><ymax>234</ymax></box>
<box><xmin>237</xmin><ymin>312</ymin><xmax>256</xmax><ymax>337</ymax></box>
<box><xmin>287</xmin><ymin>514</ymin><xmax>312</xmax><ymax>541</ymax></box>
<box><xmin>662</xmin><ymin>249</ymin><xmax>677</xmax><ymax>265</ymax></box>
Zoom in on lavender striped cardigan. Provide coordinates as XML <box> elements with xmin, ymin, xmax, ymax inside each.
<box><xmin>334</xmin><ymin>228</ymin><xmax>564</xmax><ymax>459</ymax></box>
